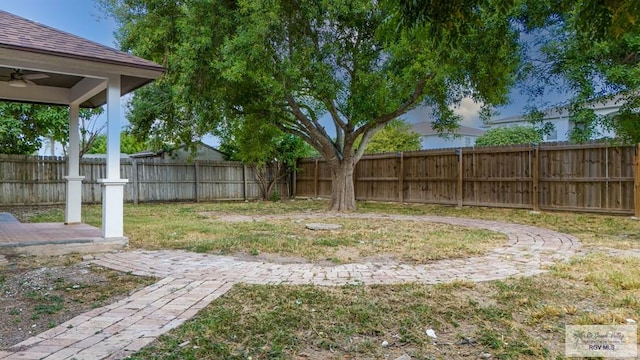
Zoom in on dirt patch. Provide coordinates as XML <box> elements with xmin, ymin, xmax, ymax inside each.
<box><xmin>0</xmin><ymin>254</ymin><xmax>154</xmax><ymax>349</ymax></box>
<box><xmin>0</xmin><ymin>205</ymin><xmax>63</xmax><ymax>223</ymax></box>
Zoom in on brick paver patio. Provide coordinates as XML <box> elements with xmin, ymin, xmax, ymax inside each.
<box><xmin>0</xmin><ymin>212</ymin><xmax>125</xmax><ymax>257</ymax></box>
<box><xmin>1</xmin><ymin>214</ymin><xmax>585</xmax><ymax>359</ymax></box>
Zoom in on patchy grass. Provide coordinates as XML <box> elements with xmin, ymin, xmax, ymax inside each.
<box><xmin>15</xmin><ymin>200</ymin><xmax>640</xmax><ymax>256</ymax></box>
<box><xmin>132</xmin><ymin>217</ymin><xmax>505</xmax><ymax>264</ymax></box>
<box><xmin>130</xmin><ymin>253</ymin><xmax>640</xmax><ymax>359</ymax></box>
<box><xmin>10</xmin><ymin>202</ymin><xmax>507</xmax><ymax>264</ymax></box>
<box><xmin>18</xmin><ymin>200</ymin><xmax>640</xmax><ymax>250</ymax></box>
<box><xmin>15</xmin><ymin>199</ymin><xmax>639</xmax><ymax>251</ymax></box>
<box><xmin>0</xmin><ymin>254</ymin><xmax>155</xmax><ymax>348</ymax></box>
<box><xmin>8</xmin><ymin>200</ymin><xmax>640</xmax><ymax>358</ymax></box>
<box><xmin>359</xmin><ymin>202</ymin><xmax>640</xmax><ymax>250</ymax></box>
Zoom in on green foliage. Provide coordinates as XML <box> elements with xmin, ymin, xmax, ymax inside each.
<box><xmin>0</xmin><ymin>102</ymin><xmax>102</xmax><ymax>155</ymax></box>
<box><xmin>218</xmin><ymin>118</ymin><xmax>312</xmax><ymax>168</ymax></box>
<box><xmin>359</xmin><ymin>119</ymin><xmax>422</xmax><ymax>154</ymax></box>
<box><xmin>475</xmin><ymin>126</ymin><xmax>542</xmax><ymax>147</ymax></box>
<box><xmin>0</xmin><ymin>103</ymin><xmax>67</xmax><ymax>154</ymax></box>
<box><xmin>87</xmin><ymin>130</ymin><xmax>149</xmax><ymax>154</ymax></box>
<box><xmin>607</xmin><ymin>111</ymin><xmax>640</xmax><ymax>145</ymax></box>
<box><xmin>218</xmin><ymin>118</ymin><xmax>313</xmax><ymax>200</ymax></box>
<box><xmin>520</xmin><ymin>0</ymin><xmax>640</xmax><ymax>143</ymax></box>
<box><xmin>101</xmin><ymin>0</ymin><xmax>523</xmax><ymax>209</ymax></box>
<box><xmin>102</xmin><ymin>0</ymin><xmax>522</xmax><ymax>152</ymax></box>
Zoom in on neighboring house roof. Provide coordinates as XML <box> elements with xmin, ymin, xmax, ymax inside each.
<box><xmin>491</xmin><ymin>96</ymin><xmax>624</xmax><ymax>125</ymax></box>
<box><xmin>82</xmin><ymin>153</ymin><xmax>131</xmax><ymax>159</ymax></box>
<box><xmin>129</xmin><ymin>142</ymin><xmax>227</xmax><ymax>159</ymax></box>
<box><xmin>0</xmin><ymin>10</ymin><xmax>163</xmax><ymax>72</ymax></box>
<box><xmin>411</xmin><ymin>122</ymin><xmax>485</xmax><ymax>137</ymax></box>
<box><xmin>172</xmin><ymin>142</ymin><xmax>227</xmax><ymax>155</ymax></box>
<box><xmin>128</xmin><ymin>150</ymin><xmax>161</xmax><ymax>159</ymax></box>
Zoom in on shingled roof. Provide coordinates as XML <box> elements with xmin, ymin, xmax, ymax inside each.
<box><xmin>0</xmin><ymin>10</ymin><xmax>163</xmax><ymax>72</ymax></box>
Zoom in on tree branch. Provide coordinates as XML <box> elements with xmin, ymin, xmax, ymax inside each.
<box><xmin>286</xmin><ymin>95</ymin><xmax>341</xmax><ymax>160</ymax></box>
<box><xmin>354</xmin><ymin>77</ymin><xmax>430</xmax><ymax>139</ymax></box>
<box><xmin>353</xmin><ymin>123</ymin><xmax>384</xmax><ymax>162</ymax></box>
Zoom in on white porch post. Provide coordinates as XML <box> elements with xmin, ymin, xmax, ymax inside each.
<box><xmin>98</xmin><ymin>75</ymin><xmax>128</xmax><ymax>239</ymax></box>
<box><xmin>64</xmin><ymin>104</ymin><xmax>84</xmax><ymax>224</ymax></box>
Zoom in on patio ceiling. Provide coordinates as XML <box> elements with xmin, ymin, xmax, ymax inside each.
<box><xmin>0</xmin><ymin>10</ymin><xmax>164</xmax><ymax>107</ymax></box>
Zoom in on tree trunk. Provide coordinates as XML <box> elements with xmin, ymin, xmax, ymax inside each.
<box><xmin>328</xmin><ymin>159</ymin><xmax>356</xmax><ymax>211</ymax></box>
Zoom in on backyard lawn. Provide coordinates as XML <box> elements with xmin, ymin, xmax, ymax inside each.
<box><xmin>10</xmin><ymin>200</ymin><xmax>640</xmax><ymax>359</ymax></box>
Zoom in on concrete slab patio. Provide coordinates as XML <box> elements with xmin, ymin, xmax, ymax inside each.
<box><xmin>0</xmin><ymin>213</ymin><xmax>127</xmax><ymax>256</ymax></box>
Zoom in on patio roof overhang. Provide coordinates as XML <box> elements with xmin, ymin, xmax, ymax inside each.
<box><xmin>0</xmin><ymin>10</ymin><xmax>164</xmax><ymax>107</ymax></box>
<box><xmin>0</xmin><ymin>10</ymin><xmax>164</xmax><ymax>242</ymax></box>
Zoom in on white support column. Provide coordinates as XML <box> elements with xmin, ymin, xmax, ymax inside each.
<box><xmin>65</xmin><ymin>104</ymin><xmax>84</xmax><ymax>224</ymax></box>
<box><xmin>98</xmin><ymin>75</ymin><xmax>128</xmax><ymax>239</ymax></box>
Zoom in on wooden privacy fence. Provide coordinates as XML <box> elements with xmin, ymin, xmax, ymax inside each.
<box><xmin>296</xmin><ymin>143</ymin><xmax>640</xmax><ymax>216</ymax></box>
<box><xmin>0</xmin><ymin>155</ymin><xmax>289</xmax><ymax>205</ymax></box>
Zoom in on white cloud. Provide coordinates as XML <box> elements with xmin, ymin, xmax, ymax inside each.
<box><xmin>400</xmin><ymin>97</ymin><xmax>485</xmax><ymax>129</ymax></box>
<box><xmin>451</xmin><ymin>97</ymin><xmax>483</xmax><ymax>127</ymax></box>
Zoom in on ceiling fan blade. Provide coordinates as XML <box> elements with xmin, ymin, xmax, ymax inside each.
<box><xmin>22</xmin><ymin>73</ymin><xmax>49</xmax><ymax>80</ymax></box>
<box><xmin>24</xmin><ymin>79</ymin><xmax>36</xmax><ymax>85</ymax></box>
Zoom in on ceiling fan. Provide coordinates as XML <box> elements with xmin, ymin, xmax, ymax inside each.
<box><xmin>1</xmin><ymin>69</ymin><xmax>49</xmax><ymax>88</ymax></box>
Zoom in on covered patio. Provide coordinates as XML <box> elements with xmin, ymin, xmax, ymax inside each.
<box><xmin>0</xmin><ymin>10</ymin><xmax>164</xmax><ymax>255</ymax></box>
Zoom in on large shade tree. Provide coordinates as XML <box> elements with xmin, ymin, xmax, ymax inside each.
<box><xmin>102</xmin><ymin>0</ymin><xmax>523</xmax><ymax>211</ymax></box>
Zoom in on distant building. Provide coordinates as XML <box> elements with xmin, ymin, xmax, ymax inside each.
<box><xmin>487</xmin><ymin>97</ymin><xmax>621</xmax><ymax>142</ymax></box>
<box><xmin>129</xmin><ymin>141</ymin><xmax>227</xmax><ymax>162</ymax></box>
<box><xmin>411</xmin><ymin>122</ymin><xmax>485</xmax><ymax>149</ymax></box>
<box><xmin>82</xmin><ymin>153</ymin><xmax>130</xmax><ymax>159</ymax></box>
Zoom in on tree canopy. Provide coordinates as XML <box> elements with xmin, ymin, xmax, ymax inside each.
<box><xmin>102</xmin><ymin>0</ymin><xmax>523</xmax><ymax>210</ymax></box>
<box><xmin>360</xmin><ymin>119</ymin><xmax>422</xmax><ymax>154</ymax></box>
<box><xmin>517</xmin><ymin>0</ymin><xmax>640</xmax><ymax>143</ymax></box>
<box><xmin>0</xmin><ymin>102</ymin><xmax>102</xmax><ymax>155</ymax></box>
<box><xmin>401</xmin><ymin>0</ymin><xmax>640</xmax><ymax>144</ymax></box>
<box><xmin>86</xmin><ymin>130</ymin><xmax>149</xmax><ymax>155</ymax></box>
<box><xmin>218</xmin><ymin>118</ymin><xmax>313</xmax><ymax>200</ymax></box>
<box><xmin>475</xmin><ymin>126</ymin><xmax>542</xmax><ymax>147</ymax></box>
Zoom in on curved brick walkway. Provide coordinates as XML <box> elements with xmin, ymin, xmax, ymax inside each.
<box><xmin>1</xmin><ymin>215</ymin><xmax>581</xmax><ymax>360</ymax></box>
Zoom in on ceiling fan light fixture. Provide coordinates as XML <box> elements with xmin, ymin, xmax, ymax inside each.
<box><xmin>8</xmin><ymin>78</ymin><xmax>27</xmax><ymax>88</ymax></box>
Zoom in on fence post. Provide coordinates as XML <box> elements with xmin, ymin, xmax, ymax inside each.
<box><xmin>532</xmin><ymin>144</ymin><xmax>540</xmax><ymax>212</ymax></box>
<box><xmin>291</xmin><ymin>165</ymin><xmax>297</xmax><ymax>199</ymax></box>
<box><xmin>398</xmin><ymin>152</ymin><xmax>404</xmax><ymax>204</ymax></box>
<box><xmin>635</xmin><ymin>143</ymin><xmax>640</xmax><ymax>218</ymax></box>
<box><xmin>314</xmin><ymin>158</ymin><xmax>319</xmax><ymax>198</ymax></box>
<box><xmin>194</xmin><ymin>161</ymin><xmax>200</xmax><ymax>203</ymax></box>
<box><xmin>131</xmin><ymin>159</ymin><xmax>139</xmax><ymax>205</ymax></box>
<box><xmin>243</xmin><ymin>164</ymin><xmax>248</xmax><ymax>201</ymax></box>
<box><xmin>457</xmin><ymin>148</ymin><xmax>463</xmax><ymax>208</ymax></box>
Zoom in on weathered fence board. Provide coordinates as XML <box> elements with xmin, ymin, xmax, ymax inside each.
<box><xmin>296</xmin><ymin>143</ymin><xmax>639</xmax><ymax>215</ymax></box>
<box><xmin>0</xmin><ymin>155</ymin><xmax>288</xmax><ymax>205</ymax></box>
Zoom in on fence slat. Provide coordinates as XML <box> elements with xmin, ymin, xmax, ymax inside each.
<box><xmin>295</xmin><ymin>143</ymin><xmax>637</xmax><ymax>215</ymax></box>
<box><xmin>457</xmin><ymin>148</ymin><xmax>463</xmax><ymax>208</ymax></box>
<box><xmin>532</xmin><ymin>144</ymin><xmax>539</xmax><ymax>211</ymax></box>
<box><xmin>0</xmin><ymin>156</ymin><xmax>288</xmax><ymax>205</ymax></box>
<box><xmin>635</xmin><ymin>144</ymin><xmax>640</xmax><ymax>217</ymax></box>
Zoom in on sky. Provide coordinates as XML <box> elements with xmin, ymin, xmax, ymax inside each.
<box><xmin>0</xmin><ymin>1</ymin><xmax>125</xmax><ymax>154</ymax></box>
<box><xmin>0</xmin><ymin>1</ymin><xmax>117</xmax><ymax>47</ymax></box>
<box><xmin>0</xmin><ymin>1</ymin><xmax>538</xmax><ymax>139</ymax></box>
